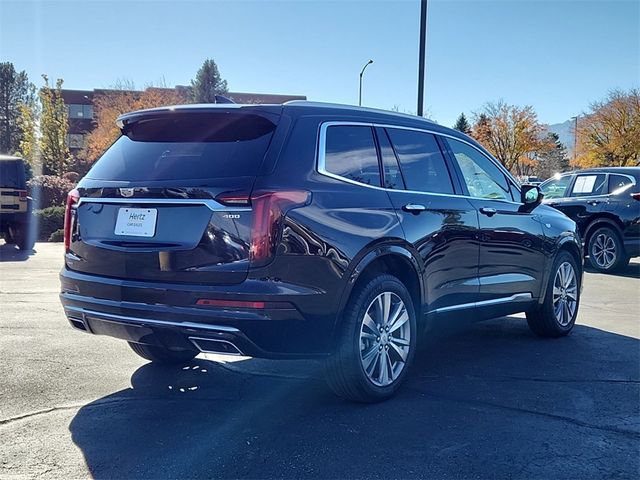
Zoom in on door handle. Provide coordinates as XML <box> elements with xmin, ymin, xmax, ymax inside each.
<box><xmin>588</xmin><ymin>200</ymin><xmax>601</xmax><ymax>206</ymax></box>
<box><xmin>403</xmin><ymin>203</ymin><xmax>427</xmax><ymax>213</ymax></box>
<box><xmin>479</xmin><ymin>207</ymin><xmax>497</xmax><ymax>217</ymax></box>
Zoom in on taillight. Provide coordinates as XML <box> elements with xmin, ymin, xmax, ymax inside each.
<box><xmin>64</xmin><ymin>189</ymin><xmax>80</xmax><ymax>252</ymax></box>
<box><xmin>215</xmin><ymin>189</ymin><xmax>310</xmax><ymax>266</ymax></box>
<box><xmin>249</xmin><ymin>190</ymin><xmax>310</xmax><ymax>266</ymax></box>
<box><xmin>18</xmin><ymin>191</ymin><xmax>27</xmax><ymax>201</ymax></box>
<box><xmin>631</xmin><ymin>192</ymin><xmax>640</xmax><ymax>201</ymax></box>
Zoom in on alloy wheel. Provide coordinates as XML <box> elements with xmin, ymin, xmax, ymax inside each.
<box><xmin>591</xmin><ymin>233</ymin><xmax>617</xmax><ymax>269</ymax></box>
<box><xmin>359</xmin><ymin>292</ymin><xmax>411</xmax><ymax>387</ymax></box>
<box><xmin>552</xmin><ymin>261</ymin><xmax>578</xmax><ymax>326</ymax></box>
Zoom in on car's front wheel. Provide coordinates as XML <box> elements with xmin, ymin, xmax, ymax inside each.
<box><xmin>325</xmin><ymin>274</ymin><xmax>417</xmax><ymax>403</ymax></box>
<box><xmin>128</xmin><ymin>342</ymin><xmax>198</xmax><ymax>365</ymax></box>
<box><xmin>526</xmin><ymin>251</ymin><xmax>580</xmax><ymax>337</ymax></box>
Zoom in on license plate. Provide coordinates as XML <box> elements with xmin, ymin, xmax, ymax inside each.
<box><xmin>114</xmin><ymin>208</ymin><xmax>157</xmax><ymax>237</ymax></box>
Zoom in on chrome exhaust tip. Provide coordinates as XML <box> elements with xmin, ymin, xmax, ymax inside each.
<box><xmin>189</xmin><ymin>337</ymin><xmax>243</xmax><ymax>356</ymax></box>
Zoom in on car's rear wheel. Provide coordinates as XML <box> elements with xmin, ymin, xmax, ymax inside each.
<box><xmin>9</xmin><ymin>224</ymin><xmax>34</xmax><ymax>251</ymax></box>
<box><xmin>325</xmin><ymin>274</ymin><xmax>417</xmax><ymax>403</ymax></box>
<box><xmin>588</xmin><ymin>226</ymin><xmax>627</xmax><ymax>273</ymax></box>
<box><xmin>128</xmin><ymin>342</ymin><xmax>198</xmax><ymax>365</ymax></box>
<box><xmin>526</xmin><ymin>250</ymin><xmax>580</xmax><ymax>337</ymax></box>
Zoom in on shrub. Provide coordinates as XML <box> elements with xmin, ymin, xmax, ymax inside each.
<box><xmin>27</xmin><ymin>175</ymin><xmax>75</xmax><ymax>208</ymax></box>
<box><xmin>48</xmin><ymin>228</ymin><xmax>65</xmax><ymax>242</ymax></box>
<box><xmin>62</xmin><ymin>171</ymin><xmax>80</xmax><ymax>183</ymax></box>
<box><xmin>34</xmin><ymin>206</ymin><xmax>65</xmax><ymax>241</ymax></box>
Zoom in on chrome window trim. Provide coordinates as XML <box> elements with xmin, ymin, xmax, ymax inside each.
<box><xmin>77</xmin><ymin>196</ymin><xmax>251</xmax><ymax>212</ymax></box>
<box><xmin>316</xmin><ymin>121</ymin><xmax>523</xmax><ymax>206</ymax></box>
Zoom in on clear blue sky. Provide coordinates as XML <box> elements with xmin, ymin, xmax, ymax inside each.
<box><xmin>1</xmin><ymin>0</ymin><xmax>638</xmax><ymax>126</ymax></box>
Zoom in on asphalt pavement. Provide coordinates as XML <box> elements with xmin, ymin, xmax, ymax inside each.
<box><xmin>1</xmin><ymin>242</ymin><xmax>639</xmax><ymax>479</ymax></box>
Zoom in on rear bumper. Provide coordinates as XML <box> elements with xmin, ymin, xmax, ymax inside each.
<box><xmin>59</xmin><ymin>268</ymin><xmax>333</xmax><ymax>358</ymax></box>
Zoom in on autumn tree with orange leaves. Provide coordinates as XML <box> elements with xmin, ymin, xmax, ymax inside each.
<box><xmin>471</xmin><ymin>100</ymin><xmax>550</xmax><ymax>176</ymax></box>
<box><xmin>574</xmin><ymin>89</ymin><xmax>640</xmax><ymax>168</ymax></box>
<box><xmin>83</xmin><ymin>84</ymin><xmax>189</xmax><ymax>163</ymax></box>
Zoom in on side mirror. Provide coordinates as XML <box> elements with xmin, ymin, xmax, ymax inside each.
<box><xmin>521</xmin><ymin>184</ymin><xmax>543</xmax><ymax>206</ymax></box>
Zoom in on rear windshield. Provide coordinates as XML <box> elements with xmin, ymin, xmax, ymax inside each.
<box><xmin>0</xmin><ymin>161</ymin><xmax>25</xmax><ymax>188</ymax></box>
<box><xmin>86</xmin><ymin>112</ymin><xmax>277</xmax><ymax>181</ymax></box>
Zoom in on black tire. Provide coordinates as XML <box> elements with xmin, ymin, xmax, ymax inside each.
<box><xmin>128</xmin><ymin>342</ymin><xmax>198</xmax><ymax>365</ymax></box>
<box><xmin>526</xmin><ymin>251</ymin><xmax>580</xmax><ymax>337</ymax></box>
<box><xmin>10</xmin><ymin>224</ymin><xmax>34</xmax><ymax>251</ymax></box>
<box><xmin>587</xmin><ymin>226</ymin><xmax>626</xmax><ymax>273</ymax></box>
<box><xmin>325</xmin><ymin>274</ymin><xmax>417</xmax><ymax>403</ymax></box>
<box><xmin>3</xmin><ymin>229</ymin><xmax>14</xmax><ymax>244</ymax></box>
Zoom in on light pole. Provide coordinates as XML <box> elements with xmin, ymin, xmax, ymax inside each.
<box><xmin>571</xmin><ymin>115</ymin><xmax>578</xmax><ymax>160</ymax></box>
<box><xmin>359</xmin><ymin>59</ymin><xmax>374</xmax><ymax>106</ymax></box>
<box><xmin>417</xmin><ymin>0</ymin><xmax>428</xmax><ymax>116</ymax></box>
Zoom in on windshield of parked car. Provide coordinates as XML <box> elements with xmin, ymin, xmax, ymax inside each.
<box><xmin>541</xmin><ymin>175</ymin><xmax>572</xmax><ymax>199</ymax></box>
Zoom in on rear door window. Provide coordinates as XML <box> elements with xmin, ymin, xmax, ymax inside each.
<box><xmin>570</xmin><ymin>174</ymin><xmax>607</xmax><ymax>197</ymax></box>
<box><xmin>86</xmin><ymin>112</ymin><xmax>278</xmax><ymax>181</ymax></box>
<box><xmin>324</xmin><ymin>125</ymin><xmax>381</xmax><ymax>186</ymax></box>
<box><xmin>376</xmin><ymin>128</ymin><xmax>405</xmax><ymax>190</ymax></box>
<box><xmin>386</xmin><ymin>128</ymin><xmax>454</xmax><ymax>194</ymax></box>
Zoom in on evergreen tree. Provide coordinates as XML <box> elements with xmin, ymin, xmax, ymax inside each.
<box><xmin>39</xmin><ymin>75</ymin><xmax>71</xmax><ymax>176</ymax></box>
<box><xmin>453</xmin><ymin>112</ymin><xmax>471</xmax><ymax>134</ymax></box>
<box><xmin>536</xmin><ymin>132</ymin><xmax>569</xmax><ymax>179</ymax></box>
<box><xmin>191</xmin><ymin>59</ymin><xmax>228</xmax><ymax>103</ymax></box>
<box><xmin>0</xmin><ymin>62</ymin><xmax>36</xmax><ymax>154</ymax></box>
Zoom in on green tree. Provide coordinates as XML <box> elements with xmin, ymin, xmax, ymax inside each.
<box><xmin>0</xmin><ymin>62</ymin><xmax>36</xmax><ymax>154</ymax></box>
<box><xmin>17</xmin><ymin>102</ymin><xmax>40</xmax><ymax>171</ymax></box>
<box><xmin>453</xmin><ymin>112</ymin><xmax>471</xmax><ymax>134</ymax></box>
<box><xmin>535</xmin><ymin>132</ymin><xmax>569</xmax><ymax>179</ymax></box>
<box><xmin>39</xmin><ymin>75</ymin><xmax>70</xmax><ymax>176</ymax></box>
<box><xmin>191</xmin><ymin>58</ymin><xmax>228</xmax><ymax>103</ymax></box>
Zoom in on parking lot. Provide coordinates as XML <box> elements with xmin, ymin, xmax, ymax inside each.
<box><xmin>0</xmin><ymin>242</ymin><xmax>638</xmax><ymax>479</ymax></box>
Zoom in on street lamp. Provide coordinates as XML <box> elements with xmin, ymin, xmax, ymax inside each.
<box><xmin>359</xmin><ymin>59</ymin><xmax>374</xmax><ymax>106</ymax></box>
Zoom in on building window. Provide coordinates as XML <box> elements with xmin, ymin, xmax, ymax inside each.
<box><xmin>67</xmin><ymin>104</ymin><xmax>93</xmax><ymax>119</ymax></box>
<box><xmin>66</xmin><ymin>134</ymin><xmax>85</xmax><ymax>149</ymax></box>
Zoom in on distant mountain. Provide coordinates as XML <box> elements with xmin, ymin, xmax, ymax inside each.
<box><xmin>546</xmin><ymin>119</ymin><xmax>576</xmax><ymax>157</ymax></box>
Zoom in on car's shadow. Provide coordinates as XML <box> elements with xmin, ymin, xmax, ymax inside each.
<box><xmin>584</xmin><ymin>259</ymin><xmax>640</xmax><ymax>279</ymax></box>
<box><xmin>69</xmin><ymin>317</ymin><xmax>640</xmax><ymax>479</ymax></box>
<box><xmin>0</xmin><ymin>242</ymin><xmax>34</xmax><ymax>262</ymax></box>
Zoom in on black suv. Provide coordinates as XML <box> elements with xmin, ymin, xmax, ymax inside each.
<box><xmin>1</xmin><ymin>155</ymin><xmax>34</xmax><ymax>251</ymax></box>
<box><xmin>60</xmin><ymin>102</ymin><xmax>582</xmax><ymax>402</ymax></box>
<box><xmin>540</xmin><ymin>167</ymin><xmax>640</xmax><ymax>273</ymax></box>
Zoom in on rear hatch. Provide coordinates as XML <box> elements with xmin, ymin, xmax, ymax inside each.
<box><xmin>66</xmin><ymin>106</ymin><xmax>281</xmax><ymax>285</ymax></box>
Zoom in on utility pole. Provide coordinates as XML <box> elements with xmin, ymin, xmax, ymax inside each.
<box><xmin>417</xmin><ymin>0</ymin><xmax>428</xmax><ymax>116</ymax></box>
<box><xmin>359</xmin><ymin>60</ymin><xmax>374</xmax><ymax>107</ymax></box>
<box><xmin>572</xmin><ymin>115</ymin><xmax>578</xmax><ymax>160</ymax></box>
